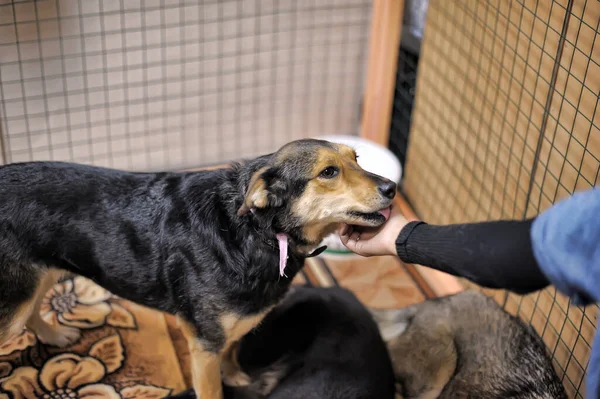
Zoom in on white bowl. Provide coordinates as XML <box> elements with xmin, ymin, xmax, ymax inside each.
<box><xmin>315</xmin><ymin>135</ymin><xmax>403</xmax><ymax>258</ymax></box>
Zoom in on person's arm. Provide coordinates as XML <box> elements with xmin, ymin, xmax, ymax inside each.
<box><xmin>396</xmin><ymin>219</ymin><xmax>549</xmax><ymax>294</ymax></box>
<box><xmin>530</xmin><ymin>188</ymin><xmax>600</xmax><ymax>399</ymax></box>
<box><xmin>530</xmin><ymin>187</ymin><xmax>600</xmax><ymax>306</ymax></box>
<box><xmin>339</xmin><ymin>207</ymin><xmax>549</xmax><ymax>294</ymax></box>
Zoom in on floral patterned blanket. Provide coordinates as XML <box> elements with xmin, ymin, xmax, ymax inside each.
<box><xmin>0</xmin><ymin>256</ymin><xmax>423</xmax><ymax>399</ymax></box>
<box><xmin>0</xmin><ymin>276</ymin><xmax>186</xmax><ymax>399</ymax></box>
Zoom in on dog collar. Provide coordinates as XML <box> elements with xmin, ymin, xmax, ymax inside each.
<box><xmin>275</xmin><ymin>233</ymin><xmax>327</xmax><ymax>277</ymax></box>
<box><xmin>276</xmin><ymin>233</ymin><xmax>289</xmax><ymax>277</ymax></box>
<box><xmin>306</xmin><ymin>245</ymin><xmax>328</xmax><ymax>258</ymax></box>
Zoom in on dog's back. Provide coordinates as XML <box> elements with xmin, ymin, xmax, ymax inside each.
<box><xmin>373</xmin><ymin>290</ymin><xmax>567</xmax><ymax>399</ymax></box>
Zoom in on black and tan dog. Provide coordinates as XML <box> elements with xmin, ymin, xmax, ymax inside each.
<box><xmin>0</xmin><ymin>139</ymin><xmax>395</xmax><ymax>399</ymax></box>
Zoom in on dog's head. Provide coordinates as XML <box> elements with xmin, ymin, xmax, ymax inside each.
<box><xmin>238</xmin><ymin>139</ymin><xmax>396</xmax><ymax>246</ymax></box>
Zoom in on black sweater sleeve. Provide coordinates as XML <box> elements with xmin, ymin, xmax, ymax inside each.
<box><xmin>395</xmin><ymin>219</ymin><xmax>550</xmax><ymax>294</ymax></box>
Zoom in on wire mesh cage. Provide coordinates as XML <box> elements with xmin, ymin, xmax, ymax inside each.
<box><xmin>400</xmin><ymin>0</ymin><xmax>599</xmax><ymax>397</ymax></box>
<box><xmin>1</xmin><ymin>0</ymin><xmax>599</xmax><ymax>397</ymax></box>
<box><xmin>0</xmin><ymin>0</ymin><xmax>372</xmax><ymax>171</ymax></box>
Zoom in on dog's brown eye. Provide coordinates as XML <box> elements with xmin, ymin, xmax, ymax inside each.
<box><xmin>319</xmin><ymin>166</ymin><xmax>339</xmax><ymax>179</ymax></box>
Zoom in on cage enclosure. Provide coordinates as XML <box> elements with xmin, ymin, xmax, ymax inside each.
<box><xmin>0</xmin><ymin>0</ymin><xmax>373</xmax><ymax>170</ymax></box>
<box><xmin>0</xmin><ymin>0</ymin><xmax>599</xmax><ymax>398</ymax></box>
<box><xmin>395</xmin><ymin>1</ymin><xmax>599</xmax><ymax>398</ymax></box>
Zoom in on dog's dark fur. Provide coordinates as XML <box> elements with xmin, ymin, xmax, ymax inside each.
<box><xmin>372</xmin><ymin>290</ymin><xmax>567</xmax><ymax>399</ymax></box>
<box><xmin>173</xmin><ymin>290</ymin><xmax>566</xmax><ymax>399</ymax></box>
<box><xmin>0</xmin><ymin>139</ymin><xmax>395</xmax><ymax>398</ymax></box>
<box><xmin>172</xmin><ymin>285</ymin><xmax>396</xmax><ymax>399</ymax></box>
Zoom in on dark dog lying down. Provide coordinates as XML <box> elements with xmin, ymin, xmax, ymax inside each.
<box><xmin>373</xmin><ymin>290</ymin><xmax>567</xmax><ymax>399</ymax></box>
<box><xmin>171</xmin><ymin>289</ymin><xmax>566</xmax><ymax>399</ymax></box>
<box><xmin>171</xmin><ymin>285</ymin><xmax>397</xmax><ymax>399</ymax></box>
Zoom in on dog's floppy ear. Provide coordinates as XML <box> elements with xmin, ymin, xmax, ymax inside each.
<box><xmin>238</xmin><ymin>166</ymin><xmax>288</xmax><ymax>216</ymax></box>
<box><xmin>238</xmin><ymin>166</ymin><xmax>271</xmax><ymax>216</ymax></box>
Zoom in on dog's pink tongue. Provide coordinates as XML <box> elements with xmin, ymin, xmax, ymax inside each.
<box><xmin>378</xmin><ymin>206</ymin><xmax>392</xmax><ymax>221</ymax></box>
<box><xmin>276</xmin><ymin>233</ymin><xmax>289</xmax><ymax>277</ymax></box>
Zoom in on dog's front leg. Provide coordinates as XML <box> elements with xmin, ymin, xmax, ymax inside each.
<box><xmin>221</xmin><ymin>341</ymin><xmax>250</xmax><ymax>387</ymax></box>
<box><xmin>178</xmin><ymin>318</ymin><xmax>224</xmax><ymax>399</ymax></box>
<box><xmin>219</xmin><ymin>311</ymin><xmax>272</xmax><ymax>387</ymax></box>
<box><xmin>189</xmin><ymin>343</ymin><xmax>222</xmax><ymax>399</ymax></box>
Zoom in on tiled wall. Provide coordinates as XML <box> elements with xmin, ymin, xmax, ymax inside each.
<box><xmin>0</xmin><ymin>0</ymin><xmax>372</xmax><ymax>171</ymax></box>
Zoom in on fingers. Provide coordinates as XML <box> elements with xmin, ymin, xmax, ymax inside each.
<box><xmin>339</xmin><ymin>224</ymin><xmax>370</xmax><ymax>256</ymax></box>
<box><xmin>349</xmin><ymin>231</ymin><xmax>361</xmax><ymax>242</ymax></box>
<box><xmin>338</xmin><ymin>224</ymin><xmax>353</xmax><ymax>242</ymax></box>
<box><xmin>338</xmin><ymin>227</ymin><xmax>352</xmax><ymax>250</ymax></box>
<box><xmin>339</xmin><ymin>224</ymin><xmax>350</xmax><ymax>237</ymax></box>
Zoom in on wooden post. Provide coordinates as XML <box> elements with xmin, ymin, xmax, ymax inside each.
<box><xmin>360</xmin><ymin>0</ymin><xmax>404</xmax><ymax>146</ymax></box>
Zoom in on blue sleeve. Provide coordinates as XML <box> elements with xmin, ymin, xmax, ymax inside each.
<box><xmin>531</xmin><ymin>187</ymin><xmax>600</xmax><ymax>306</ymax></box>
<box><xmin>531</xmin><ymin>187</ymin><xmax>600</xmax><ymax>399</ymax></box>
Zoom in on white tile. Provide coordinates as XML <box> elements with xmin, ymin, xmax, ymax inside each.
<box><xmin>183</xmin><ymin>24</ymin><xmax>200</xmax><ymax>39</ymax></box>
<box><xmin>36</xmin><ymin>1</ymin><xmax>58</xmax><ymax>19</ymax></box>
<box><xmin>164</xmin><ymin>7</ymin><xmax>180</xmax><ymax>25</ymax></box>
<box><xmin>1</xmin><ymin>63</ymin><xmax>21</xmax><ymax>81</ymax></box>
<box><xmin>16</xmin><ymin>21</ymin><xmax>39</xmax><ymax>41</ymax></box>
<box><xmin>0</xmin><ymin>5</ymin><xmax>14</xmax><ymax>25</ymax></box>
<box><xmin>102</xmin><ymin>0</ymin><xmax>121</xmax><ymax>13</ymax></box>
<box><xmin>222</xmin><ymin>38</ymin><xmax>237</xmax><ymax>53</ymax></box>
<box><xmin>80</xmin><ymin>1</ymin><xmax>100</xmax><ymax>15</ymax></box>
<box><xmin>165</xmin><ymin>44</ymin><xmax>182</xmax><ymax>61</ymax></box>
<box><xmin>183</xmin><ymin>5</ymin><xmax>201</xmax><ymax>24</ymax></box>
<box><xmin>128</xmin><ymin>86</ymin><xmax>144</xmax><ymax>101</ymax></box>
<box><xmin>203</xmin><ymin>21</ymin><xmax>219</xmax><ymax>40</ymax></box>
<box><xmin>105</xmin><ymin>53</ymin><xmax>124</xmax><ymax>69</ymax></box>
<box><xmin>89</xmin><ymin>108</ymin><xmax>107</xmax><ymax>124</ymax></box>
<box><xmin>82</xmin><ymin>15</ymin><xmax>102</xmax><ymax>34</ymax></box>
<box><xmin>70</xmin><ymin>110</ymin><xmax>87</xmax><ymax>126</ymax></box>
<box><xmin>183</xmin><ymin>42</ymin><xmax>200</xmax><ymax>59</ymax></box>
<box><xmin>126</xmin><ymin>31</ymin><xmax>143</xmax><ymax>48</ymax></box>
<box><xmin>123</xmin><ymin>0</ymin><xmax>142</xmax><ymax>11</ymax></box>
<box><xmin>144</xmin><ymin>9</ymin><xmax>162</xmax><ymax>29</ymax></box>
<box><xmin>48</xmin><ymin>112</ymin><xmax>68</xmax><ymax>129</ymax></box>
<box><xmin>109</xmin><ymin>104</ymin><xmax>125</xmax><ymax>120</ymax></box>
<box><xmin>124</xmin><ymin>13</ymin><xmax>142</xmax><ymax>30</ymax></box>
<box><xmin>240</xmin><ymin>18</ymin><xmax>255</xmax><ymax>35</ymax></box>
<box><xmin>39</xmin><ymin>39</ymin><xmax>61</xmax><ymax>58</ymax></box>
<box><xmin>21</xmin><ymin>60</ymin><xmax>42</xmax><ymax>79</ymax></box>
<box><xmin>103</xmin><ymin>15</ymin><xmax>124</xmax><ymax>36</ymax></box>
<box><xmin>129</xmin><ymin>103</ymin><xmax>144</xmax><ymax>117</ymax></box>
<box><xmin>58</xmin><ymin>0</ymin><xmax>80</xmax><ymax>18</ymax></box>
<box><xmin>61</xmin><ymin>37</ymin><xmax>82</xmax><ymax>56</ymax></box>
<box><xmin>223</xmin><ymin>19</ymin><xmax>238</xmax><ymax>36</ymax></box>
<box><xmin>0</xmin><ymin>25</ymin><xmax>16</xmax><ymax>44</ymax></box>
<box><xmin>126</xmin><ymin>68</ymin><xmax>144</xmax><ymax>84</ymax></box>
<box><xmin>23</xmin><ymin>80</ymin><xmax>44</xmax><ymax>97</ymax></box>
<box><xmin>14</xmin><ymin>2</ymin><xmax>35</xmax><ymax>23</ymax></box>
<box><xmin>38</xmin><ymin>19</ymin><xmax>60</xmax><ymax>39</ymax></box>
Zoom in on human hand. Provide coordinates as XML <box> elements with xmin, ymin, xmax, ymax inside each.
<box><xmin>338</xmin><ymin>206</ymin><xmax>409</xmax><ymax>257</ymax></box>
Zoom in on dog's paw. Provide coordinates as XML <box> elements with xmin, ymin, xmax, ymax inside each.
<box><xmin>38</xmin><ymin>325</ymin><xmax>81</xmax><ymax>347</ymax></box>
<box><xmin>222</xmin><ymin>370</ymin><xmax>252</xmax><ymax>387</ymax></box>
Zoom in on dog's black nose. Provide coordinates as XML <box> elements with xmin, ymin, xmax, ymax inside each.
<box><xmin>378</xmin><ymin>181</ymin><xmax>397</xmax><ymax>199</ymax></box>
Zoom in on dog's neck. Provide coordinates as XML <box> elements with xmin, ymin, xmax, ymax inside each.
<box><xmin>230</xmin><ymin>160</ymin><xmax>327</xmax><ymax>261</ymax></box>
